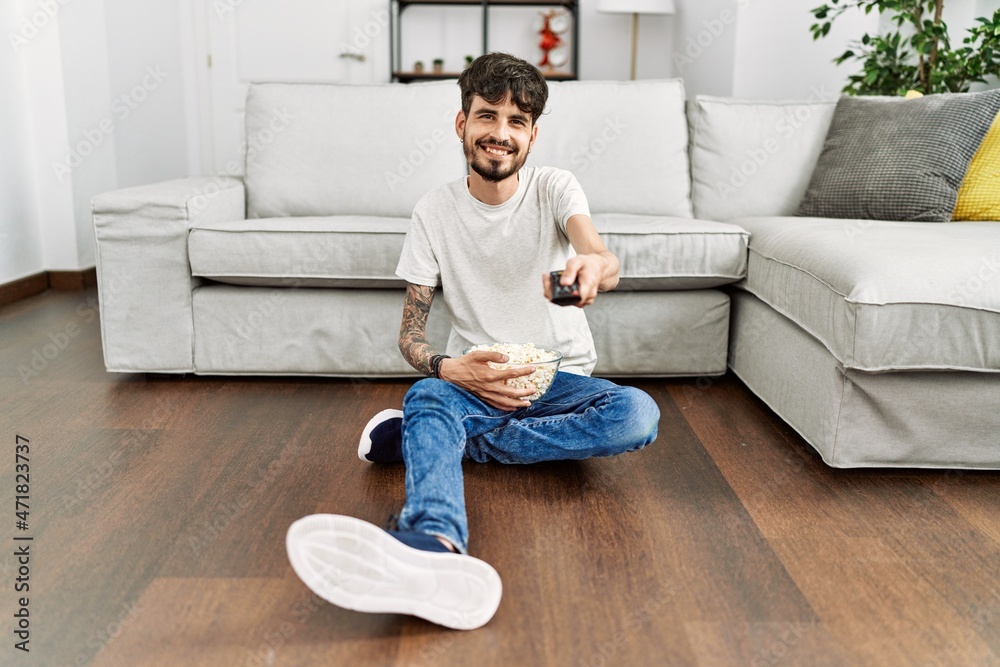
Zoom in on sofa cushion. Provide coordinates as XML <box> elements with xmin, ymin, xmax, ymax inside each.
<box><xmin>688</xmin><ymin>95</ymin><xmax>836</xmax><ymax>221</ymax></box>
<box><xmin>192</xmin><ymin>285</ymin><xmax>453</xmax><ymax>375</ymax></box>
<box><xmin>189</xmin><ymin>214</ymin><xmax>749</xmax><ymax>291</ymax></box>
<box><xmin>188</xmin><ymin>217</ymin><xmax>409</xmax><ymax>288</ymax></box>
<box><xmin>244</xmin><ymin>81</ymin><xmax>466</xmax><ymax>219</ymax></box>
<box><xmin>593</xmin><ymin>214</ymin><xmax>748</xmax><ymax>289</ymax></box>
<box><xmin>530</xmin><ymin>80</ymin><xmax>693</xmax><ymax>217</ymax></box>
<box><xmin>953</xmin><ymin>112</ymin><xmax>1000</xmax><ymax>221</ymax></box>
<box><xmin>797</xmin><ymin>90</ymin><xmax>1000</xmax><ymax>222</ymax></box>
<box><xmin>735</xmin><ymin>216</ymin><xmax>1000</xmax><ymax>372</ymax></box>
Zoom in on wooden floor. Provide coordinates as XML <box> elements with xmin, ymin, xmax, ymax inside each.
<box><xmin>1</xmin><ymin>288</ymin><xmax>998</xmax><ymax>667</ymax></box>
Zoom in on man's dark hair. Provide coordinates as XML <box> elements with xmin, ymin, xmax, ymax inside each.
<box><xmin>458</xmin><ymin>53</ymin><xmax>548</xmax><ymax>125</ymax></box>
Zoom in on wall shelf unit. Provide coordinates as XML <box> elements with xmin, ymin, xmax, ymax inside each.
<box><xmin>390</xmin><ymin>0</ymin><xmax>578</xmax><ymax>83</ymax></box>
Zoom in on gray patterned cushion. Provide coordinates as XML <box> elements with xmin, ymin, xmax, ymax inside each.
<box><xmin>797</xmin><ymin>90</ymin><xmax>1000</xmax><ymax>222</ymax></box>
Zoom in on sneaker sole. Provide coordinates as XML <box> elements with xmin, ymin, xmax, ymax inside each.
<box><xmin>357</xmin><ymin>409</ymin><xmax>404</xmax><ymax>462</ymax></box>
<box><xmin>286</xmin><ymin>514</ymin><xmax>502</xmax><ymax>630</ymax></box>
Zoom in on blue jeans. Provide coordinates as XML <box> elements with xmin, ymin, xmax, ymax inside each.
<box><xmin>396</xmin><ymin>371</ymin><xmax>660</xmax><ymax>554</ymax></box>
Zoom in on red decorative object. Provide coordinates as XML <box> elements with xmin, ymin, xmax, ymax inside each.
<box><xmin>538</xmin><ymin>10</ymin><xmax>563</xmax><ymax>70</ymax></box>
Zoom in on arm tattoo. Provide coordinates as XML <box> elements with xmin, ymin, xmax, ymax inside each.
<box><xmin>399</xmin><ymin>283</ymin><xmax>438</xmax><ymax>375</ymax></box>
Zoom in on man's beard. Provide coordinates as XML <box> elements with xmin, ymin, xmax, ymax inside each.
<box><xmin>463</xmin><ymin>134</ymin><xmax>528</xmax><ymax>183</ymax></box>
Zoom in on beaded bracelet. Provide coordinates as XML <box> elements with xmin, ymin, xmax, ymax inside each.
<box><xmin>430</xmin><ymin>354</ymin><xmax>451</xmax><ymax>379</ymax></box>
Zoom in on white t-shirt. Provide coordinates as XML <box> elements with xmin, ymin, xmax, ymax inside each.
<box><xmin>395</xmin><ymin>166</ymin><xmax>597</xmax><ymax>375</ymax></box>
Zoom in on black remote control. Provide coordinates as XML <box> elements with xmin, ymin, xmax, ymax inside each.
<box><xmin>549</xmin><ymin>270</ymin><xmax>581</xmax><ymax>306</ymax></box>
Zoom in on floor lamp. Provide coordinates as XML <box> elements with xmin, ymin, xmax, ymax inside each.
<box><xmin>598</xmin><ymin>0</ymin><xmax>676</xmax><ymax>80</ymax></box>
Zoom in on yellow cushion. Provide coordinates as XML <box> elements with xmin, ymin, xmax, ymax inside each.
<box><xmin>953</xmin><ymin>112</ymin><xmax>1000</xmax><ymax>221</ymax></box>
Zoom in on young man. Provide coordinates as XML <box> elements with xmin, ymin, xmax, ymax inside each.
<box><xmin>286</xmin><ymin>53</ymin><xmax>659</xmax><ymax>631</ymax></box>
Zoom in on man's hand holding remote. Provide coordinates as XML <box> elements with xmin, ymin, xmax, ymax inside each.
<box><xmin>542</xmin><ymin>254</ymin><xmax>607</xmax><ymax>308</ymax></box>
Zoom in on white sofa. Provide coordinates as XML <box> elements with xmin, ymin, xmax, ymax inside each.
<box><xmin>687</xmin><ymin>96</ymin><xmax>1000</xmax><ymax>469</ymax></box>
<box><xmin>92</xmin><ymin>80</ymin><xmax>1000</xmax><ymax>469</ymax></box>
<box><xmin>92</xmin><ymin>80</ymin><xmax>747</xmax><ymax>379</ymax></box>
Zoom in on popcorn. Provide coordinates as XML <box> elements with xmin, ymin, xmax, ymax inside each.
<box><xmin>467</xmin><ymin>342</ymin><xmax>561</xmax><ymax>401</ymax></box>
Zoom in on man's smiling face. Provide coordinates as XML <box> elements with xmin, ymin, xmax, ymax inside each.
<box><xmin>458</xmin><ymin>93</ymin><xmax>538</xmax><ymax>183</ymax></box>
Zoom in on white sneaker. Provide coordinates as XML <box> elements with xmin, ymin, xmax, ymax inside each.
<box><xmin>286</xmin><ymin>514</ymin><xmax>502</xmax><ymax>630</ymax></box>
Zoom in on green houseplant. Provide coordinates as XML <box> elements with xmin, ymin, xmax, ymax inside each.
<box><xmin>810</xmin><ymin>1</ymin><xmax>1000</xmax><ymax>95</ymax></box>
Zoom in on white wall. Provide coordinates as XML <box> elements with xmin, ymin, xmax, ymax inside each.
<box><xmin>670</xmin><ymin>0</ymin><xmax>873</xmax><ymax>100</ymax></box>
<box><xmin>5</xmin><ymin>0</ymin><xmax>79</xmax><ymax>276</ymax></box>
<box><xmin>0</xmin><ymin>1</ymin><xmax>45</xmax><ymax>284</ymax></box>
<box><xmin>977</xmin><ymin>0</ymin><xmax>999</xmax><ymax>19</ymax></box>
<box><xmin>2</xmin><ymin>0</ymin><xmax>190</xmax><ymax>280</ymax></box>
<box><xmin>55</xmin><ymin>0</ymin><xmax>118</xmax><ymax>270</ymax></box>
<box><xmin>103</xmin><ymin>0</ymin><xmax>190</xmax><ymax>189</ymax></box>
<box><xmin>732</xmin><ymin>0</ymin><xmax>878</xmax><ymax>100</ymax></box>
<box><xmin>23</xmin><ymin>18</ymin><xmax>78</xmax><ymax>272</ymax></box>
<box><xmin>671</xmin><ymin>0</ymin><xmax>738</xmax><ymax>97</ymax></box>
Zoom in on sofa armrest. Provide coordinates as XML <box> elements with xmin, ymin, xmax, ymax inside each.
<box><xmin>92</xmin><ymin>177</ymin><xmax>245</xmax><ymax>372</ymax></box>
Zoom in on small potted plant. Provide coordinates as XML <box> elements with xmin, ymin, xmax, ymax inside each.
<box><xmin>413</xmin><ymin>60</ymin><xmax>424</xmax><ymax>73</ymax></box>
<box><xmin>465</xmin><ymin>55</ymin><xmax>474</xmax><ymax>68</ymax></box>
<box><xmin>432</xmin><ymin>58</ymin><xmax>444</xmax><ymax>73</ymax></box>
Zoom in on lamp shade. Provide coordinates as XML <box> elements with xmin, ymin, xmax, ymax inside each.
<box><xmin>597</xmin><ymin>0</ymin><xmax>675</xmax><ymax>14</ymax></box>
